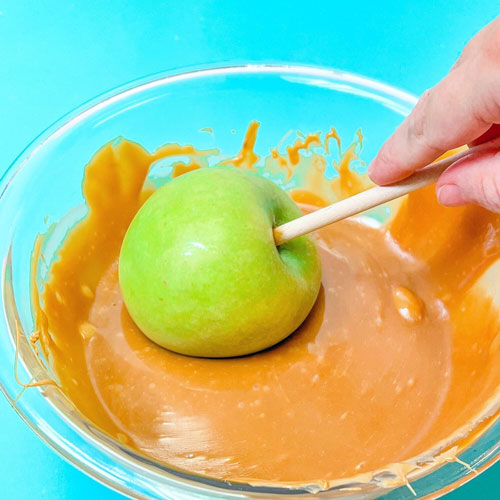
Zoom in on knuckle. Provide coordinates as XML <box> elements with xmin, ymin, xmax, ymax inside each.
<box><xmin>407</xmin><ymin>91</ymin><xmax>429</xmax><ymax>140</ymax></box>
<box><xmin>482</xmin><ymin>22</ymin><xmax>500</xmax><ymax>64</ymax></box>
<box><xmin>479</xmin><ymin>72</ymin><xmax>500</xmax><ymax>122</ymax></box>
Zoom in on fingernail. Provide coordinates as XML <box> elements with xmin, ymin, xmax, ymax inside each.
<box><xmin>437</xmin><ymin>184</ymin><xmax>465</xmax><ymax>206</ymax></box>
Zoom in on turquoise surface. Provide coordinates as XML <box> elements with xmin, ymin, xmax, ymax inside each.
<box><xmin>1</xmin><ymin>1</ymin><xmax>498</xmax><ymax>498</ymax></box>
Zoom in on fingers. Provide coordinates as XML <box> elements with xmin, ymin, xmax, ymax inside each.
<box><xmin>436</xmin><ymin>150</ymin><xmax>500</xmax><ymax>213</ymax></box>
<box><xmin>369</xmin><ymin>16</ymin><xmax>500</xmax><ymax>186</ymax></box>
<box><xmin>366</xmin><ymin>15</ymin><xmax>500</xmax><ymax>214</ymax></box>
<box><xmin>368</xmin><ymin>63</ymin><xmax>491</xmax><ymax>185</ymax></box>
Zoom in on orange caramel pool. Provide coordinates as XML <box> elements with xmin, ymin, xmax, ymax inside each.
<box><xmin>31</xmin><ymin>124</ymin><xmax>500</xmax><ymax>489</ymax></box>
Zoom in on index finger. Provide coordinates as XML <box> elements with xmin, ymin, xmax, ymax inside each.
<box><xmin>368</xmin><ymin>63</ymin><xmax>491</xmax><ymax>185</ymax></box>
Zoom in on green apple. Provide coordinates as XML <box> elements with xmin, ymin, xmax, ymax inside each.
<box><xmin>119</xmin><ymin>167</ymin><xmax>321</xmax><ymax>357</ymax></box>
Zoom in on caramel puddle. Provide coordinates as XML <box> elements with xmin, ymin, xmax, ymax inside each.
<box><xmin>30</xmin><ymin>124</ymin><xmax>500</xmax><ymax>490</ymax></box>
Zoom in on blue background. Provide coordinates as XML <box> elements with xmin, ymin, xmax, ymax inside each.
<box><xmin>1</xmin><ymin>1</ymin><xmax>499</xmax><ymax>498</ymax></box>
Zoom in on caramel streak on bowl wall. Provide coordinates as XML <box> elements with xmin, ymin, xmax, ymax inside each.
<box><xmin>30</xmin><ymin>123</ymin><xmax>500</xmax><ymax>490</ymax></box>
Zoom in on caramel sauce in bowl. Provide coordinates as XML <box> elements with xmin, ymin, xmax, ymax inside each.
<box><xmin>1</xmin><ymin>65</ymin><xmax>500</xmax><ymax>500</ymax></box>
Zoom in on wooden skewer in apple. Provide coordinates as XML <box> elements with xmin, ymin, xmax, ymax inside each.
<box><xmin>273</xmin><ymin>138</ymin><xmax>500</xmax><ymax>246</ymax></box>
<box><xmin>119</xmin><ymin>136</ymin><xmax>500</xmax><ymax>359</ymax></box>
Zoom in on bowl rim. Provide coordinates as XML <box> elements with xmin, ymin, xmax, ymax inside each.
<box><xmin>1</xmin><ymin>62</ymin><xmax>499</xmax><ymax>500</ymax></box>
<box><xmin>0</xmin><ymin>62</ymin><xmax>418</xmax><ymax>195</ymax></box>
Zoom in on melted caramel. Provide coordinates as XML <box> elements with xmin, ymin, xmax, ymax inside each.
<box><xmin>392</xmin><ymin>285</ymin><xmax>425</xmax><ymax>323</ymax></box>
<box><xmin>32</xmin><ymin>125</ymin><xmax>500</xmax><ymax>487</ymax></box>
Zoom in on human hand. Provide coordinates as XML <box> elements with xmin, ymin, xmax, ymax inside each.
<box><xmin>368</xmin><ymin>16</ymin><xmax>500</xmax><ymax>213</ymax></box>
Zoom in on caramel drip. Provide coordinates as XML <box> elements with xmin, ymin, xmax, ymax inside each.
<box><xmin>221</xmin><ymin>120</ymin><xmax>260</xmax><ymax>170</ymax></box>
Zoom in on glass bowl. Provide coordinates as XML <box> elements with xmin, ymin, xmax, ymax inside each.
<box><xmin>1</xmin><ymin>65</ymin><xmax>499</xmax><ymax>500</ymax></box>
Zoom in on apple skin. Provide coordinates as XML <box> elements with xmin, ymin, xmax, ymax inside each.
<box><xmin>119</xmin><ymin>167</ymin><xmax>321</xmax><ymax>358</ymax></box>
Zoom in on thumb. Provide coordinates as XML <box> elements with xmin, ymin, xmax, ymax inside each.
<box><xmin>368</xmin><ymin>60</ymin><xmax>493</xmax><ymax>186</ymax></box>
<box><xmin>369</xmin><ymin>15</ymin><xmax>500</xmax><ymax>186</ymax></box>
<box><xmin>436</xmin><ymin>150</ymin><xmax>500</xmax><ymax>213</ymax></box>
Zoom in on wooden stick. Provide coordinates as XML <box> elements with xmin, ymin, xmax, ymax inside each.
<box><xmin>274</xmin><ymin>138</ymin><xmax>500</xmax><ymax>246</ymax></box>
